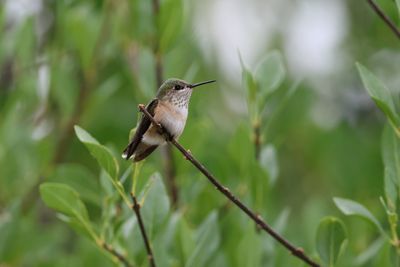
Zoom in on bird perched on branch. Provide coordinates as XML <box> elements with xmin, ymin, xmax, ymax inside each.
<box><xmin>122</xmin><ymin>78</ymin><xmax>216</xmax><ymax>161</ymax></box>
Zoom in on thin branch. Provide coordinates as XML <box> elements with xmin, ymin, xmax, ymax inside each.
<box><xmin>162</xmin><ymin>145</ymin><xmax>179</xmax><ymax>207</ymax></box>
<box><xmin>253</xmin><ymin>119</ymin><xmax>262</xmax><ymax>160</ymax></box>
<box><xmin>130</xmin><ymin>193</ymin><xmax>156</xmax><ymax>267</ymax></box>
<box><xmin>366</xmin><ymin>0</ymin><xmax>400</xmax><ymax>40</ymax></box>
<box><xmin>102</xmin><ymin>242</ymin><xmax>134</xmax><ymax>267</ymax></box>
<box><xmin>151</xmin><ymin>0</ymin><xmax>160</xmax><ymax>15</ymax></box>
<box><xmin>138</xmin><ymin>104</ymin><xmax>320</xmax><ymax>267</ymax></box>
<box><xmin>154</xmin><ymin>53</ymin><xmax>163</xmax><ymax>88</ymax></box>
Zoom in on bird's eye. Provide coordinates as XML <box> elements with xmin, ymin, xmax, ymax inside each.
<box><xmin>175</xmin><ymin>85</ymin><xmax>183</xmax><ymax>90</ymax></box>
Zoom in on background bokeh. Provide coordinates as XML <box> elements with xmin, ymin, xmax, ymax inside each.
<box><xmin>0</xmin><ymin>0</ymin><xmax>399</xmax><ymax>266</ymax></box>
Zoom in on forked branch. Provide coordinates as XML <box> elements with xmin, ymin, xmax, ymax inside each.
<box><xmin>137</xmin><ymin>104</ymin><xmax>320</xmax><ymax>267</ymax></box>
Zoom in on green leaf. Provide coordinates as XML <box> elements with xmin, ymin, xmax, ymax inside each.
<box><xmin>185</xmin><ymin>212</ymin><xmax>220</xmax><ymax>267</ymax></box>
<box><xmin>255</xmin><ymin>51</ymin><xmax>285</xmax><ymax>98</ymax></box>
<box><xmin>57</xmin><ymin>214</ymin><xmax>94</xmax><ymax>240</ymax></box>
<box><xmin>227</xmin><ymin>125</ymin><xmax>254</xmax><ymax>176</ymax></box>
<box><xmin>178</xmin><ymin>216</ymin><xmax>196</xmax><ymax>263</ymax></box>
<box><xmin>48</xmin><ymin>163</ymin><xmax>101</xmax><ymax>205</ymax></box>
<box><xmin>382</xmin><ymin>125</ymin><xmax>400</xmax><ymax>209</ymax></box>
<box><xmin>236</xmin><ymin>223</ymin><xmax>262</xmax><ymax>267</ymax></box>
<box><xmin>333</xmin><ymin>197</ymin><xmax>387</xmax><ymax>238</ymax></box>
<box><xmin>244</xmin><ymin>68</ymin><xmax>257</xmax><ymax>104</ymax></box>
<box><xmin>130</xmin><ymin>1</ymin><xmax>154</xmax><ymax>48</ymax></box>
<box><xmin>152</xmin><ymin>213</ymin><xmax>181</xmax><ymax>265</ymax></box>
<box><xmin>273</xmin><ymin>208</ymin><xmax>290</xmax><ymax>233</ymax></box>
<box><xmin>60</xmin><ymin>5</ymin><xmax>101</xmax><ymax>69</ymax></box>
<box><xmin>239</xmin><ymin>52</ymin><xmax>258</xmax><ymax>105</ymax></box>
<box><xmin>40</xmin><ymin>183</ymin><xmax>89</xmax><ymax>219</ymax></box>
<box><xmin>354</xmin><ymin>237</ymin><xmax>385</xmax><ymax>265</ymax></box>
<box><xmin>14</xmin><ymin>19</ymin><xmax>36</xmax><ymax>64</ymax></box>
<box><xmin>158</xmin><ymin>0</ymin><xmax>183</xmax><ymax>53</ymax></box>
<box><xmin>356</xmin><ymin>63</ymin><xmax>400</xmax><ymax>126</ymax></box>
<box><xmin>259</xmin><ymin>144</ymin><xmax>279</xmax><ymax>185</ymax></box>
<box><xmin>140</xmin><ymin>173</ymin><xmax>170</xmax><ymax>235</ymax></box>
<box><xmin>74</xmin><ymin>125</ymin><xmax>119</xmax><ymax>180</ymax></box>
<box><xmin>384</xmin><ymin>168</ymin><xmax>398</xmax><ymax>212</ymax></box>
<box><xmin>40</xmin><ymin>183</ymin><xmax>97</xmax><ymax>240</ymax></box>
<box><xmin>390</xmin><ymin>244</ymin><xmax>400</xmax><ymax>267</ymax></box>
<box><xmin>316</xmin><ymin>216</ymin><xmax>347</xmax><ymax>267</ymax></box>
<box><xmin>99</xmin><ymin>170</ymin><xmax>114</xmax><ymax>196</ymax></box>
<box><xmin>396</xmin><ymin>0</ymin><xmax>400</xmax><ymax>18</ymax></box>
<box><xmin>51</xmin><ymin>57</ymin><xmax>79</xmax><ymax>123</ymax></box>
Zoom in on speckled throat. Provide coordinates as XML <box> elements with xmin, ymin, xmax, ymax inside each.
<box><xmin>162</xmin><ymin>88</ymin><xmax>192</xmax><ymax>109</ymax></box>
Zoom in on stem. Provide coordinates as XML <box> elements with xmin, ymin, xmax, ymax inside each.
<box><xmin>130</xmin><ymin>193</ymin><xmax>156</xmax><ymax>267</ymax></box>
<box><xmin>112</xmin><ymin>180</ymin><xmax>131</xmax><ymax>207</ymax></box>
<box><xmin>102</xmin><ymin>242</ymin><xmax>135</xmax><ymax>267</ymax></box>
<box><xmin>138</xmin><ymin>104</ymin><xmax>319</xmax><ymax>267</ymax></box>
<box><xmin>390</xmin><ymin>221</ymin><xmax>400</xmax><ymax>250</ymax></box>
<box><xmin>131</xmin><ymin>162</ymin><xmax>143</xmax><ymax>195</ymax></box>
<box><xmin>253</xmin><ymin>118</ymin><xmax>262</xmax><ymax>160</ymax></box>
<box><xmin>252</xmin><ymin>115</ymin><xmax>263</xmax><ymax>218</ymax></box>
<box><xmin>170</xmin><ymin>139</ymin><xmax>318</xmax><ymax>266</ymax></box>
<box><xmin>366</xmin><ymin>0</ymin><xmax>400</xmax><ymax>40</ymax></box>
<box><xmin>162</xmin><ymin>145</ymin><xmax>179</xmax><ymax>207</ymax></box>
<box><xmin>386</xmin><ymin>205</ymin><xmax>400</xmax><ymax>253</ymax></box>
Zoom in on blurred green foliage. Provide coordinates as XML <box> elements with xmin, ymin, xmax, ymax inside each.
<box><xmin>316</xmin><ymin>217</ymin><xmax>347</xmax><ymax>267</ymax></box>
<box><xmin>1</xmin><ymin>0</ymin><xmax>400</xmax><ymax>266</ymax></box>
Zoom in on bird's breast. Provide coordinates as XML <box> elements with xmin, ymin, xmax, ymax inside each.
<box><xmin>155</xmin><ymin>101</ymin><xmax>188</xmax><ymax>138</ymax></box>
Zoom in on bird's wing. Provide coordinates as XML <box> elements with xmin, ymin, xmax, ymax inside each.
<box><xmin>122</xmin><ymin>99</ymin><xmax>159</xmax><ymax>159</ymax></box>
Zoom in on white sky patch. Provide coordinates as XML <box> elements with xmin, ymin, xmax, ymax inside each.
<box><xmin>284</xmin><ymin>0</ymin><xmax>347</xmax><ymax>78</ymax></box>
<box><xmin>310</xmin><ymin>95</ymin><xmax>343</xmax><ymax>130</ymax></box>
<box><xmin>5</xmin><ymin>0</ymin><xmax>42</xmax><ymax>25</ymax></box>
<box><xmin>37</xmin><ymin>59</ymin><xmax>50</xmax><ymax>102</ymax></box>
<box><xmin>193</xmin><ymin>0</ymin><xmax>278</xmax><ymax>82</ymax></box>
<box><xmin>193</xmin><ymin>0</ymin><xmax>347</xmax><ymax>86</ymax></box>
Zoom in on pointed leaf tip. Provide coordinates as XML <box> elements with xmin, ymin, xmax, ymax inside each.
<box><xmin>74</xmin><ymin>125</ymin><xmax>119</xmax><ymax>179</ymax></box>
<box><xmin>356</xmin><ymin>63</ymin><xmax>399</xmax><ymax>126</ymax></box>
<box><xmin>333</xmin><ymin>197</ymin><xmax>387</xmax><ymax>238</ymax></box>
<box><xmin>40</xmin><ymin>182</ymin><xmax>97</xmax><ymax>241</ymax></box>
<box><xmin>40</xmin><ymin>182</ymin><xmax>89</xmax><ymax>220</ymax></box>
<box><xmin>256</xmin><ymin>51</ymin><xmax>285</xmax><ymax>97</ymax></box>
<box><xmin>74</xmin><ymin>125</ymin><xmax>99</xmax><ymax>145</ymax></box>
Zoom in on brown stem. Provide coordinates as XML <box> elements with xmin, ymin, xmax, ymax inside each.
<box><xmin>152</xmin><ymin>0</ymin><xmax>160</xmax><ymax>15</ymax></box>
<box><xmin>162</xmin><ymin>146</ymin><xmax>179</xmax><ymax>207</ymax></box>
<box><xmin>102</xmin><ymin>242</ymin><xmax>135</xmax><ymax>267</ymax></box>
<box><xmin>130</xmin><ymin>193</ymin><xmax>156</xmax><ymax>267</ymax></box>
<box><xmin>253</xmin><ymin>120</ymin><xmax>262</xmax><ymax>160</ymax></box>
<box><xmin>154</xmin><ymin>53</ymin><xmax>163</xmax><ymax>87</ymax></box>
<box><xmin>366</xmin><ymin>0</ymin><xmax>400</xmax><ymax>40</ymax></box>
<box><xmin>151</xmin><ymin>0</ymin><xmax>179</xmax><ymax>208</ymax></box>
<box><xmin>138</xmin><ymin>104</ymin><xmax>320</xmax><ymax>267</ymax></box>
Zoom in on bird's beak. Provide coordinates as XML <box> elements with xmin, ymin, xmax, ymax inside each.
<box><xmin>190</xmin><ymin>80</ymin><xmax>216</xmax><ymax>89</ymax></box>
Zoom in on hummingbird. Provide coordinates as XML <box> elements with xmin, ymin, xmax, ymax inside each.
<box><xmin>122</xmin><ymin>78</ymin><xmax>216</xmax><ymax>162</ymax></box>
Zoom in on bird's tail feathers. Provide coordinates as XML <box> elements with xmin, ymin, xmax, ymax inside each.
<box><xmin>122</xmin><ymin>141</ymin><xmax>137</xmax><ymax>160</ymax></box>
